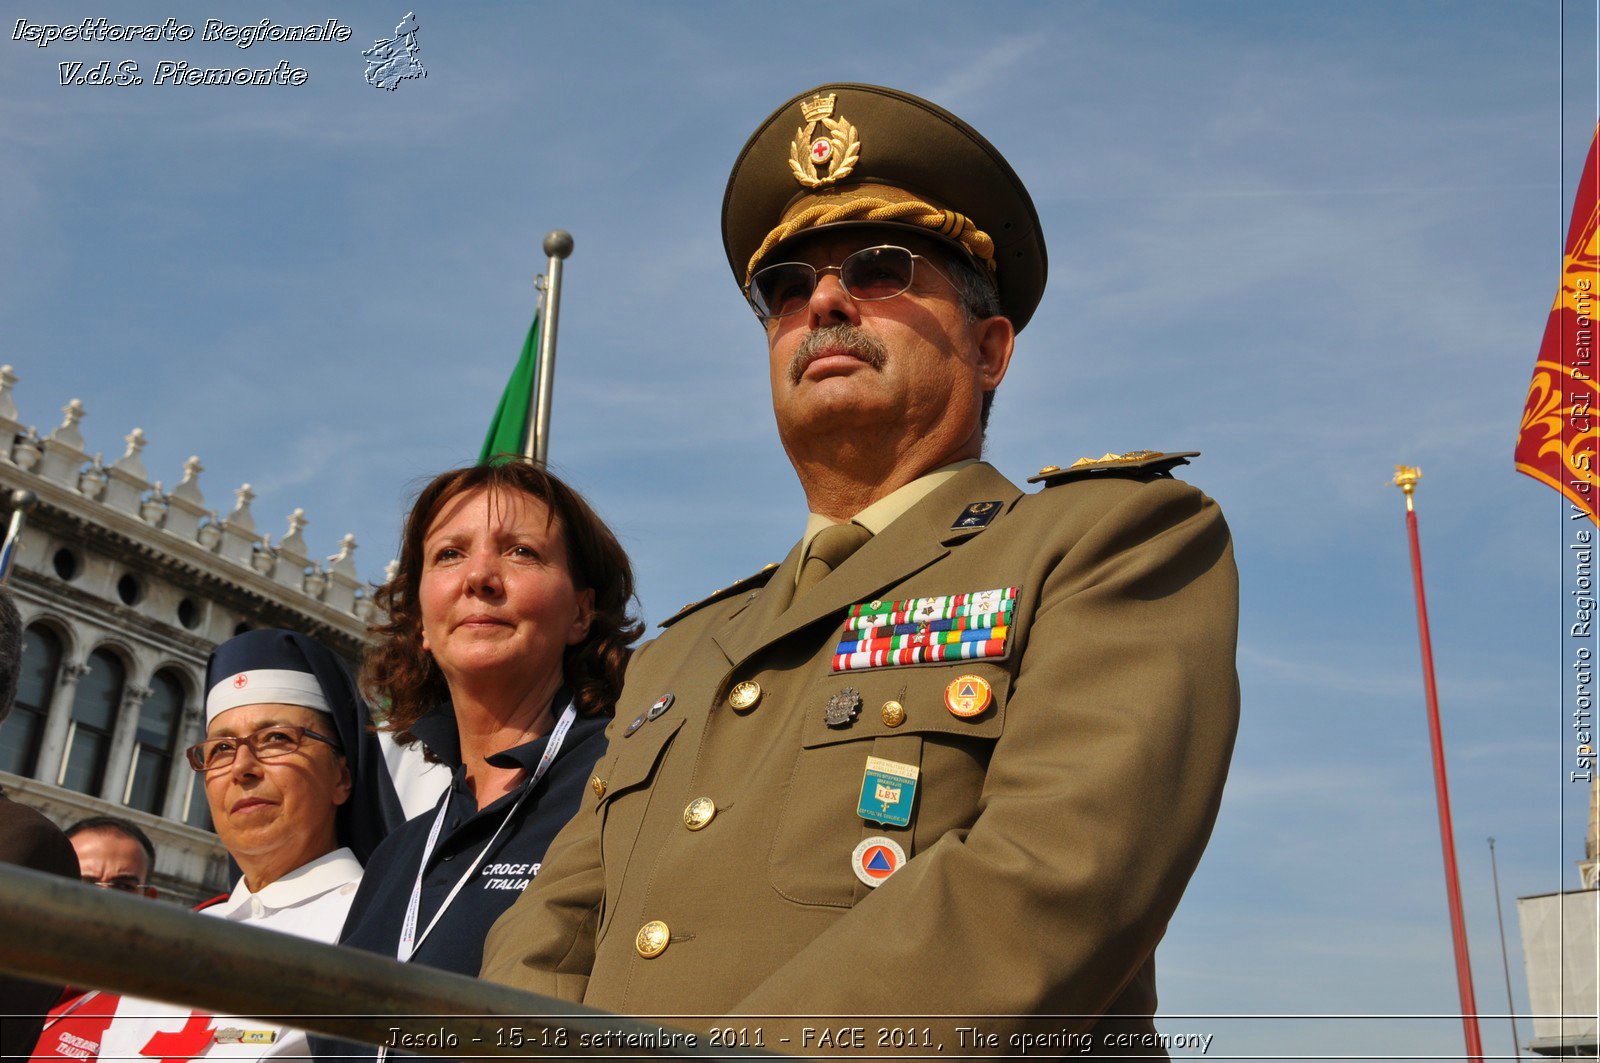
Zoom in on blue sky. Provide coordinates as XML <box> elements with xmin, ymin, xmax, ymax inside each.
<box><xmin>1</xmin><ymin>1</ymin><xmax>1592</xmax><ymax>1057</ymax></box>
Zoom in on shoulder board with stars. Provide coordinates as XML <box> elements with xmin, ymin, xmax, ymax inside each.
<box><xmin>660</xmin><ymin>563</ymin><xmax>781</xmax><ymax>628</ymax></box>
<box><xmin>1027</xmin><ymin>450</ymin><xmax>1201</xmax><ymax>486</ymax></box>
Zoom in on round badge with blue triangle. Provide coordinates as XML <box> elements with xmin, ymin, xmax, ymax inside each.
<box><xmin>852</xmin><ymin>835</ymin><xmax>907</xmax><ymax>888</ymax></box>
<box><xmin>944</xmin><ymin>673</ymin><xmax>992</xmax><ymax>718</ymax></box>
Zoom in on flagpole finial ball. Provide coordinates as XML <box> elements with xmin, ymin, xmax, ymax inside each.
<box><xmin>543</xmin><ymin>230</ymin><xmax>574</xmax><ymax>259</ymax></box>
<box><xmin>8</xmin><ymin>489</ymin><xmax>35</xmax><ymax>512</ymax></box>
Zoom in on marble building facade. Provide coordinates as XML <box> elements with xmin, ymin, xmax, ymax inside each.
<box><xmin>0</xmin><ymin>365</ymin><xmax>382</xmax><ymax>903</ymax></box>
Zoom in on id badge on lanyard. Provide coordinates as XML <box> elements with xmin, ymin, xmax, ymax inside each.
<box><xmin>395</xmin><ymin>699</ymin><xmax>577</xmax><ymax>964</ymax></box>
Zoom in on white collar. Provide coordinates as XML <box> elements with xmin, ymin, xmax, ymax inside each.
<box><xmin>216</xmin><ymin>847</ymin><xmax>362</xmax><ymax>916</ymax></box>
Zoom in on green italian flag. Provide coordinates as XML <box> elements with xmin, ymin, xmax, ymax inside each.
<box><xmin>478</xmin><ymin>311</ymin><xmax>539</xmax><ymax>465</ymax></box>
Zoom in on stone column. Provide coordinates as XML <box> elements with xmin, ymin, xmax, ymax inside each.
<box><xmin>32</xmin><ymin>660</ymin><xmax>88</xmax><ymax>785</ymax></box>
<box><xmin>100</xmin><ymin>683</ymin><xmax>151</xmax><ymax>804</ymax></box>
<box><xmin>160</xmin><ymin>694</ymin><xmax>206</xmax><ymax>822</ymax></box>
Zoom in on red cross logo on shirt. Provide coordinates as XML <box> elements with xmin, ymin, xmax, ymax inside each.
<box><xmin>140</xmin><ymin>1011</ymin><xmax>215</xmax><ymax>1063</ymax></box>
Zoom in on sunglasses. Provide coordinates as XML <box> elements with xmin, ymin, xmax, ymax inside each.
<box><xmin>747</xmin><ymin>244</ymin><xmax>956</xmax><ymax>322</ymax></box>
<box><xmin>186</xmin><ymin>724</ymin><xmax>341</xmax><ymax>772</ymax></box>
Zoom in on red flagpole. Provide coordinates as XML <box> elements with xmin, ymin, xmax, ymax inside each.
<box><xmin>1394</xmin><ymin>466</ymin><xmax>1484</xmax><ymax>1063</ymax></box>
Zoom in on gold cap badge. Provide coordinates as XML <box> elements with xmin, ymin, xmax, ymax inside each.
<box><xmin>789</xmin><ymin>94</ymin><xmax>860</xmax><ymax>189</ymax></box>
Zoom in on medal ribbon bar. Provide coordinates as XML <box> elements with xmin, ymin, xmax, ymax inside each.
<box><xmin>832</xmin><ymin>636</ymin><xmax>1009</xmax><ymax>672</ymax></box>
<box><xmin>847</xmin><ymin>586</ymin><xmax>1018</xmax><ymax>621</ymax></box>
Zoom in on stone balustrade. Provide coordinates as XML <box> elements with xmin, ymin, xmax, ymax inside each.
<box><xmin>0</xmin><ymin>365</ymin><xmax>391</xmax><ymax>625</ymax></box>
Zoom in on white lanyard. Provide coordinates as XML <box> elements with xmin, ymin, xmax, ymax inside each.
<box><xmin>395</xmin><ymin>700</ymin><xmax>577</xmax><ymax>964</ymax></box>
<box><xmin>39</xmin><ymin>989</ymin><xmax>100</xmax><ymax>1031</ymax></box>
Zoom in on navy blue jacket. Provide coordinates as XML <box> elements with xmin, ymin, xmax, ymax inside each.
<box><xmin>336</xmin><ymin>706</ymin><xmax>609</xmax><ymax>976</ymax></box>
<box><xmin>311</xmin><ymin>706</ymin><xmax>608</xmax><ymax>1062</ymax></box>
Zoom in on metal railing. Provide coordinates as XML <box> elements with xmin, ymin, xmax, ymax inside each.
<box><xmin>0</xmin><ymin>863</ymin><xmax>755</xmax><ymax>1058</ymax></box>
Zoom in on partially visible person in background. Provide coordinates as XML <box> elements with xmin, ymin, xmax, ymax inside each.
<box><xmin>0</xmin><ymin>586</ymin><xmax>79</xmax><ymax>1059</ymax></box>
<box><xmin>28</xmin><ymin>817</ymin><xmax>164</xmax><ymax>1060</ymax></box>
<box><xmin>65</xmin><ymin>816</ymin><xmax>158</xmax><ymax>898</ymax></box>
<box><xmin>94</xmin><ymin>629</ymin><xmax>404</xmax><ymax>1061</ymax></box>
<box><xmin>376</xmin><ymin>727</ymin><xmax>451</xmax><ymax>820</ymax></box>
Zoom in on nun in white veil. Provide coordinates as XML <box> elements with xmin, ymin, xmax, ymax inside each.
<box><xmin>95</xmin><ymin>629</ymin><xmax>404</xmax><ymax>1061</ymax></box>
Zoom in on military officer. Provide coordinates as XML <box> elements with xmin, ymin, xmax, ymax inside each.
<box><xmin>481</xmin><ymin>83</ymin><xmax>1239</xmax><ymax>1055</ymax></box>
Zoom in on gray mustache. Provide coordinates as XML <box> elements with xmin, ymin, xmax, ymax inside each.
<box><xmin>789</xmin><ymin>325</ymin><xmax>889</xmax><ymax>384</ymax></box>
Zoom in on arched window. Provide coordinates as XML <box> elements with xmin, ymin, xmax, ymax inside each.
<box><xmin>126</xmin><ymin>669</ymin><xmax>183</xmax><ymax>814</ymax></box>
<box><xmin>182</xmin><ymin>751</ymin><xmax>213</xmax><ymax>832</ymax></box>
<box><xmin>0</xmin><ymin>626</ymin><xmax>62</xmax><ymax>777</ymax></box>
<box><xmin>61</xmin><ymin>649</ymin><xmax>122</xmax><ymax>795</ymax></box>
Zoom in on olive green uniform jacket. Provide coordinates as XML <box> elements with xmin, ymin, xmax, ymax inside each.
<box><xmin>481</xmin><ymin>461</ymin><xmax>1239</xmax><ymax>1052</ymax></box>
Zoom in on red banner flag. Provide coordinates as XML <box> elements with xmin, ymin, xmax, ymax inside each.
<box><xmin>1517</xmin><ymin>123</ymin><xmax>1600</xmax><ymax>522</ymax></box>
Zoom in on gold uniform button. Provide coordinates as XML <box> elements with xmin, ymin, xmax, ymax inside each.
<box><xmin>590</xmin><ymin>775</ymin><xmax>606</xmax><ymax>799</ymax></box>
<box><xmin>636</xmin><ymin>920</ymin><xmax>670</xmax><ymax>958</ymax></box>
<box><xmin>683</xmin><ymin>796</ymin><xmax>717</xmax><ymax>831</ymax></box>
<box><xmin>880</xmin><ymin>700</ymin><xmax>906</xmax><ymax>727</ymax></box>
<box><xmin>728</xmin><ymin>680</ymin><xmax>763</xmax><ymax>711</ymax></box>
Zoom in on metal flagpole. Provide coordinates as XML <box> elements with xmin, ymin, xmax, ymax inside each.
<box><xmin>1486</xmin><ymin>837</ymin><xmax>1523</xmax><ymax>1062</ymax></box>
<box><xmin>0</xmin><ymin>489</ymin><xmax>36</xmax><ymax>582</ymax></box>
<box><xmin>525</xmin><ymin>230</ymin><xmax>573</xmax><ymax>466</ymax></box>
<box><xmin>1392</xmin><ymin>465</ymin><xmax>1484</xmax><ymax>1063</ymax></box>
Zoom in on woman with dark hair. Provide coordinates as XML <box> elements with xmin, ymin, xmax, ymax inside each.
<box><xmin>333</xmin><ymin>460</ymin><xmax>639</xmax><ymax>980</ymax></box>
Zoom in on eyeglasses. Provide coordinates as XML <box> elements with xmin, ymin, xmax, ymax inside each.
<box><xmin>747</xmin><ymin>244</ymin><xmax>957</xmax><ymax>322</ymax></box>
<box><xmin>185</xmin><ymin>725</ymin><xmax>341</xmax><ymax>772</ymax></box>
<box><xmin>84</xmin><ymin>875</ymin><xmax>149</xmax><ymax>894</ymax></box>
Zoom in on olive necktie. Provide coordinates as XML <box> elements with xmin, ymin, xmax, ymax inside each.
<box><xmin>795</xmin><ymin>521</ymin><xmax>873</xmax><ymax>597</ymax></box>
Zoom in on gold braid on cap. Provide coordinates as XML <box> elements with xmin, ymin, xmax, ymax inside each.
<box><xmin>744</xmin><ymin>196</ymin><xmax>996</xmax><ymax>287</ymax></box>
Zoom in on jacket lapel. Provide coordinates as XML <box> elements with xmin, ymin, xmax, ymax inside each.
<box><xmin>713</xmin><ymin>539</ymin><xmax>803</xmax><ymax>664</ymax></box>
<box><xmin>715</xmin><ymin>463</ymin><xmax>1024</xmax><ymax>671</ymax></box>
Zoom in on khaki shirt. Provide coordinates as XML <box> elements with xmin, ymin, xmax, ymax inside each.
<box><xmin>797</xmin><ymin>459</ymin><xmax>979</xmax><ymax>582</ymax></box>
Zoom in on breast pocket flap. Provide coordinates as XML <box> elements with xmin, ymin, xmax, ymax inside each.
<box><xmin>595</xmin><ymin>716</ymin><xmax>683</xmax><ymax>808</ymax></box>
<box><xmin>799</xmin><ymin>662</ymin><xmax>1011</xmax><ymax>749</ymax></box>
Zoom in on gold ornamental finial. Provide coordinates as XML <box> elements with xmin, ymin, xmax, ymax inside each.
<box><xmin>1393</xmin><ymin>465</ymin><xmax>1421</xmax><ymax>511</ymax></box>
